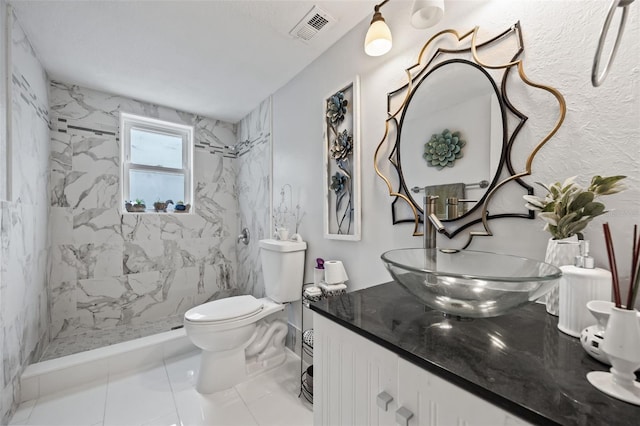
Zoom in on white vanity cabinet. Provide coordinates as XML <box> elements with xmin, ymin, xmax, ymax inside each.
<box><xmin>313</xmin><ymin>314</ymin><xmax>531</xmax><ymax>426</ymax></box>
<box><xmin>313</xmin><ymin>314</ymin><xmax>398</xmax><ymax>425</ymax></box>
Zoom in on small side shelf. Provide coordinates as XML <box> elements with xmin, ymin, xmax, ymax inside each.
<box><xmin>302</xmin><ymin>293</ymin><xmax>323</xmax><ymax>308</ymax></box>
<box><xmin>301</xmin><ymin>369</ymin><xmax>313</xmax><ymax>404</ymax></box>
<box><xmin>302</xmin><ymin>329</ymin><xmax>313</xmax><ymax>358</ymax></box>
<box><xmin>299</xmin><ymin>283</ymin><xmax>346</xmax><ymax>405</ymax></box>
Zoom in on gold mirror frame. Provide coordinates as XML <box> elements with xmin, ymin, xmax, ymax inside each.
<box><xmin>374</xmin><ymin>22</ymin><xmax>566</xmax><ymax>248</ymax></box>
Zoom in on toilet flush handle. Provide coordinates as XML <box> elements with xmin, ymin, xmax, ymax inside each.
<box><xmin>237</xmin><ymin>228</ymin><xmax>250</xmax><ymax>245</ymax></box>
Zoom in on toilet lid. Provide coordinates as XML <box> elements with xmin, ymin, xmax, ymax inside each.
<box><xmin>184</xmin><ymin>295</ymin><xmax>264</xmax><ymax>323</ymax></box>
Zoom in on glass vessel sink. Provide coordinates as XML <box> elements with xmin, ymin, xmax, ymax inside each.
<box><xmin>381</xmin><ymin>248</ymin><xmax>562</xmax><ymax>318</ymax></box>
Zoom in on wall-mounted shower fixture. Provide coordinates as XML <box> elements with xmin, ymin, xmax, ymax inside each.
<box><xmin>224</xmin><ymin>139</ymin><xmax>251</xmax><ymax>154</ymax></box>
<box><xmin>238</xmin><ymin>227</ymin><xmax>250</xmax><ymax>245</ymax></box>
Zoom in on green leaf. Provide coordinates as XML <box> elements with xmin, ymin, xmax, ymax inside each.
<box><xmin>564</xmin><ymin>219</ymin><xmax>591</xmax><ymax>238</ymax></box>
<box><xmin>562</xmin><ymin>176</ymin><xmax>578</xmax><ymax>188</ymax></box>
<box><xmin>547</xmin><ymin>224</ymin><xmax>561</xmax><ymax>239</ymax></box>
<box><xmin>535</xmin><ymin>182</ymin><xmax>551</xmax><ymax>193</ymax></box>
<box><xmin>582</xmin><ymin>201</ymin><xmax>605</xmax><ymax>217</ymax></box>
<box><xmin>523</xmin><ymin>195</ymin><xmax>545</xmax><ymax>209</ymax></box>
<box><xmin>590</xmin><ymin>175</ymin><xmax>626</xmax><ymax>194</ymax></box>
<box><xmin>557</xmin><ymin>212</ymin><xmax>578</xmax><ymax>230</ymax></box>
<box><xmin>555</xmin><ymin>198</ymin><xmax>568</xmax><ymax>217</ymax></box>
<box><xmin>539</xmin><ymin>212</ymin><xmax>559</xmax><ymax>226</ymax></box>
<box><xmin>568</xmin><ymin>191</ymin><xmax>594</xmax><ymax>212</ymax></box>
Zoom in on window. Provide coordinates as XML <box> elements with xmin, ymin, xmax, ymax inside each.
<box><xmin>121</xmin><ymin>113</ymin><xmax>193</xmax><ymax>212</ymax></box>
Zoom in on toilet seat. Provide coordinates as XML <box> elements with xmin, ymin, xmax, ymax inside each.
<box><xmin>185</xmin><ymin>295</ymin><xmax>264</xmax><ymax>324</ymax></box>
<box><xmin>184</xmin><ymin>296</ymin><xmax>286</xmax><ymax>332</ymax></box>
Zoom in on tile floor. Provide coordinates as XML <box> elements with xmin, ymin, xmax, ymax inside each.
<box><xmin>10</xmin><ymin>350</ymin><xmax>312</xmax><ymax>426</ymax></box>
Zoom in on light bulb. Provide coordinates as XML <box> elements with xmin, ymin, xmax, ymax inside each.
<box><xmin>364</xmin><ymin>18</ymin><xmax>392</xmax><ymax>56</ymax></box>
<box><xmin>410</xmin><ymin>0</ymin><xmax>444</xmax><ymax>29</ymax></box>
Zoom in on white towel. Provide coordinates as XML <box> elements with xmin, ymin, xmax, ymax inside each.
<box><xmin>318</xmin><ymin>282</ymin><xmax>347</xmax><ymax>293</ymax></box>
<box><xmin>304</xmin><ymin>286</ymin><xmax>322</xmax><ymax>298</ymax></box>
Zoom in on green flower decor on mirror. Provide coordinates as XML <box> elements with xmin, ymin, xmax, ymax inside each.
<box><xmin>423</xmin><ymin>129</ymin><xmax>466</xmax><ymax>169</ymax></box>
<box><xmin>523</xmin><ymin>175</ymin><xmax>626</xmax><ymax>240</ymax></box>
<box><xmin>323</xmin><ymin>78</ymin><xmax>361</xmax><ymax>240</ymax></box>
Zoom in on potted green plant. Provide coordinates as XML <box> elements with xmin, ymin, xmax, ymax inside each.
<box><xmin>174</xmin><ymin>200</ymin><xmax>191</xmax><ymax>213</ymax></box>
<box><xmin>124</xmin><ymin>198</ymin><xmax>147</xmax><ymax>213</ymax></box>
<box><xmin>524</xmin><ymin>174</ymin><xmax>626</xmax><ymax>315</ymax></box>
<box><xmin>524</xmin><ymin>175</ymin><xmax>626</xmax><ymax>240</ymax></box>
<box><xmin>154</xmin><ymin>199</ymin><xmax>173</xmax><ymax>212</ymax></box>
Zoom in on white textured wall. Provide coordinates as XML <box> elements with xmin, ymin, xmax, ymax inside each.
<box><xmin>273</xmin><ymin>1</ymin><xmax>639</xmax><ymax>305</ymax></box>
<box><xmin>1</xmin><ymin>8</ymin><xmax>50</xmax><ymax>423</ymax></box>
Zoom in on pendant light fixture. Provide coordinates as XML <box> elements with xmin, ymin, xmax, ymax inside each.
<box><xmin>410</xmin><ymin>0</ymin><xmax>444</xmax><ymax>29</ymax></box>
<box><xmin>364</xmin><ymin>0</ymin><xmax>392</xmax><ymax>57</ymax></box>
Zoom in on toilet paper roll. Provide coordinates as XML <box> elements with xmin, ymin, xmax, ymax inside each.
<box><xmin>324</xmin><ymin>260</ymin><xmax>348</xmax><ymax>285</ymax></box>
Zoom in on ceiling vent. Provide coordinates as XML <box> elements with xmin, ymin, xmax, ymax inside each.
<box><xmin>289</xmin><ymin>6</ymin><xmax>336</xmax><ymax>42</ymax></box>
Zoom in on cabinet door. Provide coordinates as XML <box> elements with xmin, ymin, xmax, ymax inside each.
<box><xmin>314</xmin><ymin>314</ymin><xmax>398</xmax><ymax>426</ymax></box>
<box><xmin>397</xmin><ymin>358</ymin><xmax>531</xmax><ymax>426</ymax></box>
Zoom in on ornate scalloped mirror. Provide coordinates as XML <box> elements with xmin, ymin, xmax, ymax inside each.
<box><xmin>374</xmin><ymin>22</ymin><xmax>566</xmax><ymax>247</ymax></box>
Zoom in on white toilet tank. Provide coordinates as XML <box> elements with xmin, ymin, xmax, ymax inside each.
<box><xmin>259</xmin><ymin>239</ymin><xmax>307</xmax><ymax>303</ymax></box>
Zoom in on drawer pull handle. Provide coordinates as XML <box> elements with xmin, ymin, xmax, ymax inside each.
<box><xmin>376</xmin><ymin>391</ymin><xmax>394</xmax><ymax>411</ymax></box>
<box><xmin>395</xmin><ymin>406</ymin><xmax>414</xmax><ymax>426</ymax></box>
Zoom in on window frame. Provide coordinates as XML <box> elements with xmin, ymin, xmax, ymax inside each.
<box><xmin>120</xmin><ymin>112</ymin><xmax>194</xmax><ymax>213</ymax></box>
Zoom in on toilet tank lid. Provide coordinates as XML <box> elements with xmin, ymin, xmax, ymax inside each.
<box><xmin>259</xmin><ymin>239</ymin><xmax>307</xmax><ymax>252</ymax></box>
<box><xmin>184</xmin><ymin>295</ymin><xmax>263</xmax><ymax>322</ymax></box>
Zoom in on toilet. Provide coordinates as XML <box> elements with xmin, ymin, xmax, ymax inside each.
<box><xmin>184</xmin><ymin>238</ymin><xmax>307</xmax><ymax>394</ymax></box>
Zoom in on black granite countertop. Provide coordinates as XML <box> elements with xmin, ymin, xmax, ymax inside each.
<box><xmin>309</xmin><ymin>281</ymin><xmax>640</xmax><ymax>426</ymax></box>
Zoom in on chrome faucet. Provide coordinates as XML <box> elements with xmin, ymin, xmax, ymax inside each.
<box><xmin>423</xmin><ymin>194</ymin><xmax>445</xmax><ymax>249</ymax></box>
<box><xmin>445</xmin><ymin>197</ymin><xmax>477</xmax><ymax>220</ymax></box>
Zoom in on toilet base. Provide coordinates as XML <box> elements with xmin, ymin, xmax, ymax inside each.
<box><xmin>196</xmin><ymin>348</ymin><xmax>247</xmax><ymax>394</ymax></box>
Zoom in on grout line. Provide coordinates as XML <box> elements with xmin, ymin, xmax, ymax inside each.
<box><xmin>162</xmin><ymin>357</ymin><xmax>182</xmax><ymax>426</ymax></box>
<box><xmin>242</xmin><ymin>390</ymin><xmax>262</xmax><ymax>426</ymax></box>
<box><xmin>101</xmin><ymin>369</ymin><xmax>110</xmax><ymax>426</ymax></box>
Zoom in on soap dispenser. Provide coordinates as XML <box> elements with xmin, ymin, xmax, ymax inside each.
<box><xmin>558</xmin><ymin>240</ymin><xmax>612</xmax><ymax>338</ymax></box>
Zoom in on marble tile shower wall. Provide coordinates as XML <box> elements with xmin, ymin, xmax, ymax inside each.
<box><xmin>1</xmin><ymin>10</ymin><xmax>50</xmax><ymax>424</ymax></box>
<box><xmin>47</xmin><ymin>82</ymin><xmax>242</xmax><ymax>340</ymax></box>
<box><xmin>236</xmin><ymin>98</ymin><xmax>271</xmax><ymax>298</ymax></box>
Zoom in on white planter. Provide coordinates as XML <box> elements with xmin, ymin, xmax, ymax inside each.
<box><xmin>543</xmin><ymin>236</ymin><xmax>581</xmax><ymax>316</ymax></box>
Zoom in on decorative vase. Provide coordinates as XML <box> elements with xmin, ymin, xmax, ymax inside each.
<box><xmin>587</xmin><ymin>307</ymin><xmax>640</xmax><ymax>405</ymax></box>
<box><xmin>557</xmin><ymin>264</ymin><xmax>611</xmax><ymax>337</ymax></box>
<box><xmin>543</xmin><ymin>236</ymin><xmax>581</xmax><ymax>316</ymax></box>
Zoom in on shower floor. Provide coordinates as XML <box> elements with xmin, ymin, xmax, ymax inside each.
<box><xmin>39</xmin><ymin>315</ymin><xmax>185</xmax><ymax>361</ymax></box>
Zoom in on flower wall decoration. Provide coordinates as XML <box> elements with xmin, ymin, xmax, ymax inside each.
<box><xmin>331</xmin><ymin>129</ymin><xmax>353</xmax><ymax>162</ymax></box>
<box><xmin>330</xmin><ymin>172</ymin><xmax>347</xmax><ymax>194</ymax></box>
<box><xmin>423</xmin><ymin>129</ymin><xmax>466</xmax><ymax>169</ymax></box>
<box><xmin>323</xmin><ymin>78</ymin><xmax>361</xmax><ymax>240</ymax></box>
<box><xmin>326</xmin><ymin>92</ymin><xmax>348</xmax><ymax>126</ymax></box>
